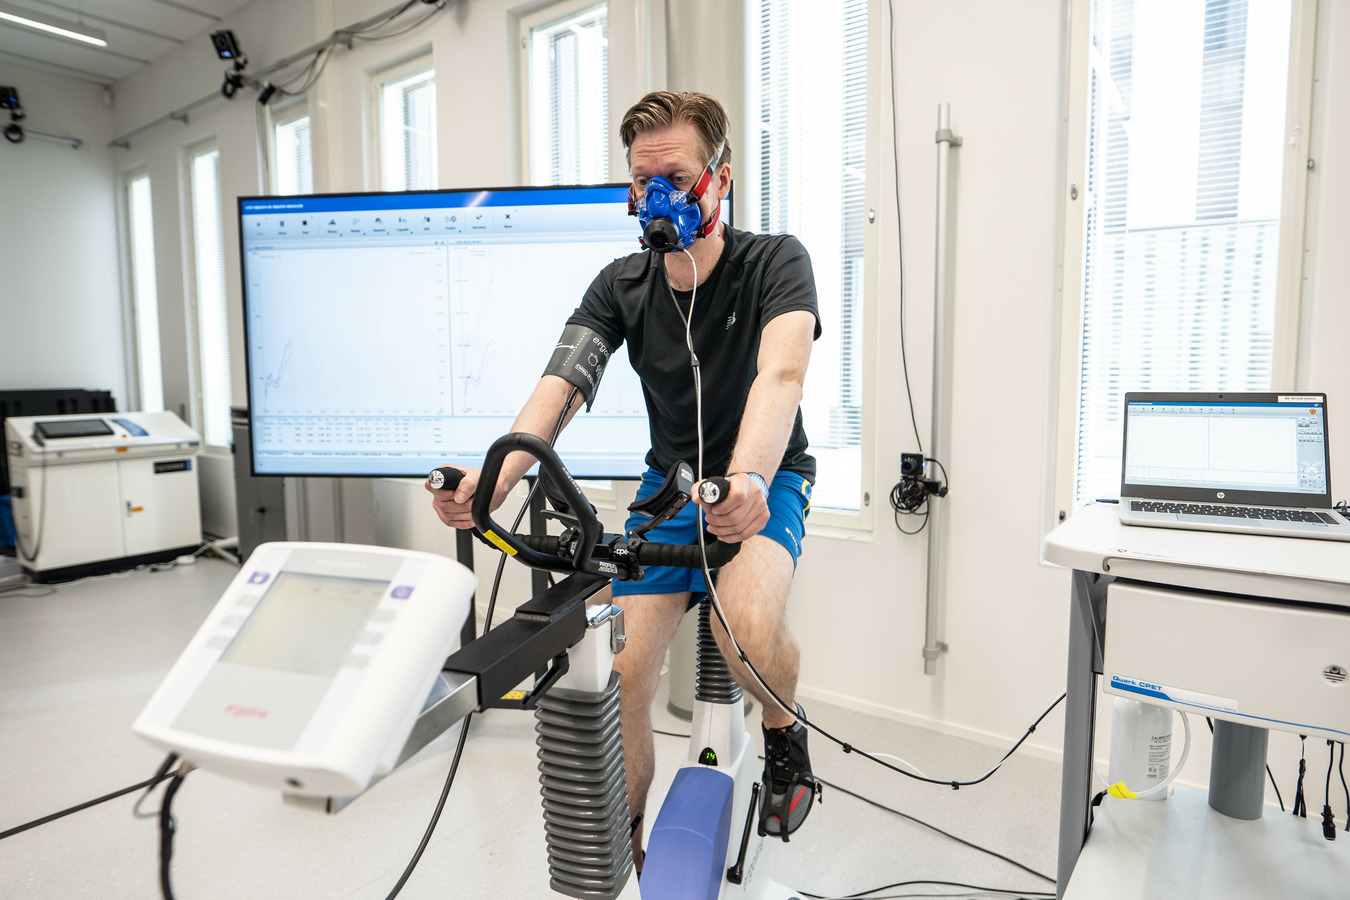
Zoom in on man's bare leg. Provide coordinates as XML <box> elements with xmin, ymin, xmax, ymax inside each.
<box><xmin>608</xmin><ymin>590</ymin><xmax>689</xmax><ymax>870</ymax></box>
<box><xmin>706</xmin><ymin>535</ymin><xmax>799</xmax><ymax>729</ymax></box>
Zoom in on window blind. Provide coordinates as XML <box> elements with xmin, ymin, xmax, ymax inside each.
<box><xmin>275</xmin><ymin>114</ymin><xmax>313</xmax><ymax>195</ymax></box>
<box><xmin>1073</xmin><ymin>0</ymin><xmax>1291</xmax><ymax>507</ymax></box>
<box><xmin>381</xmin><ymin>67</ymin><xmax>436</xmax><ymax>191</ymax></box>
<box><xmin>191</xmin><ymin>148</ymin><xmax>231</xmax><ymax>448</ymax></box>
<box><xmin>127</xmin><ymin>173</ymin><xmax>163</xmax><ymax>413</ymax></box>
<box><xmin>530</xmin><ymin>3</ymin><xmax>608</xmax><ymax>185</ymax></box>
<box><xmin>753</xmin><ymin>0</ymin><xmax>868</xmax><ymax>513</ymax></box>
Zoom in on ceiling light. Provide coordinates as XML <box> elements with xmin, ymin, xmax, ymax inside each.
<box><xmin>0</xmin><ymin>1</ymin><xmax>108</xmax><ymax>47</ymax></box>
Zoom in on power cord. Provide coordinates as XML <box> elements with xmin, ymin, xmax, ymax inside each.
<box><xmin>652</xmin><ymin>726</ymin><xmax>1054</xmax><ymax>886</ymax></box>
<box><xmin>889</xmin><ymin>453</ymin><xmax>948</xmax><ymax>535</ymax></box>
<box><xmin>801</xmin><ymin>881</ymin><xmax>1053</xmax><ymax>900</ymax></box>
<box><xmin>1294</xmin><ymin>735</ymin><xmax>1308</xmax><ymax>819</ymax></box>
<box><xmin>1322</xmin><ymin>739</ymin><xmax>1338</xmax><ymax>841</ymax></box>
<box><xmin>0</xmin><ymin>754</ymin><xmax>179</xmax><ymax>841</ymax></box>
<box><xmin>886</xmin><ymin>0</ymin><xmax>922</xmax><ymax>456</ymax></box>
<box><xmin>1339</xmin><ymin>742</ymin><xmax>1348</xmax><ymax>831</ymax></box>
<box><xmin>674</xmin><ymin>243</ymin><xmax>1064</xmax><ymax>792</ymax></box>
<box><xmin>14</xmin><ymin>441</ymin><xmax>48</xmax><ymax>563</ymax></box>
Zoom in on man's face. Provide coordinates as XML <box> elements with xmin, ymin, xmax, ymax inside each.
<box><xmin>629</xmin><ymin>121</ymin><xmax>731</xmax><ymax>228</ymax></box>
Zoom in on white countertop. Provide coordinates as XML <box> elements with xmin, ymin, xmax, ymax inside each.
<box><xmin>1042</xmin><ymin>504</ymin><xmax>1350</xmax><ymax>608</ymax></box>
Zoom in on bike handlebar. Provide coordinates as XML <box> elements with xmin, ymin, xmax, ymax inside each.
<box><xmin>516</xmin><ymin>533</ymin><xmax>740</xmax><ymax>570</ymax></box>
<box><xmin>440</xmin><ymin>433</ymin><xmax>739</xmax><ymax>579</ymax></box>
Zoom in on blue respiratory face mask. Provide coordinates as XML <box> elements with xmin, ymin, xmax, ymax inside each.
<box><xmin>628</xmin><ymin>144</ymin><xmax>725</xmax><ymax>253</ymax></box>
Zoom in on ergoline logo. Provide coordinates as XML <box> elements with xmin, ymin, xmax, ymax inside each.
<box><xmin>224</xmin><ymin>704</ymin><xmax>269</xmax><ymax>720</ymax></box>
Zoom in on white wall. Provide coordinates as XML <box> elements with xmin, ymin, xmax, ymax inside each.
<box><xmin>0</xmin><ymin>62</ymin><xmax>125</xmax><ymax>403</ymax></box>
<box><xmin>25</xmin><ymin>0</ymin><xmax>1347</xmax><ymax>786</ymax></box>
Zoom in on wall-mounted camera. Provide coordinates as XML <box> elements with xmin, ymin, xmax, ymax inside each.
<box><xmin>2</xmin><ymin>85</ymin><xmax>25</xmax><ymax>144</ymax></box>
<box><xmin>891</xmin><ymin>452</ymin><xmax>948</xmax><ymax>520</ymax></box>
<box><xmin>211</xmin><ymin>31</ymin><xmax>251</xmax><ymax>99</ymax></box>
<box><xmin>210</xmin><ymin>30</ymin><xmax>244</xmax><ymax>62</ymax></box>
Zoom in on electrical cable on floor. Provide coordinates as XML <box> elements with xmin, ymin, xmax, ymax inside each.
<box><xmin>798</xmin><ymin>879</ymin><xmax>1054</xmax><ymax>900</ymax></box>
<box><xmin>381</xmin><ymin>712</ymin><xmax>474</xmax><ymax>899</ymax></box>
<box><xmin>0</xmin><ymin>755</ymin><xmax>178</xmax><ymax>841</ymax></box>
<box><xmin>649</xmin><ymin>729</ymin><xmax>1055</xmax><ymax>885</ymax></box>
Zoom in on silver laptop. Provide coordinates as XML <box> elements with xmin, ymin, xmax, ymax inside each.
<box><xmin>1119</xmin><ymin>392</ymin><xmax>1350</xmax><ymax>541</ymax></box>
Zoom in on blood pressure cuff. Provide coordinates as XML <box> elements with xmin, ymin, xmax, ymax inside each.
<box><xmin>543</xmin><ymin>324</ymin><xmax>613</xmax><ymax>411</ymax></box>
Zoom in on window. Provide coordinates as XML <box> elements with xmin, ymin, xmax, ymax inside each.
<box><xmin>190</xmin><ymin>146</ymin><xmax>231</xmax><ymax>448</ymax></box>
<box><xmin>1068</xmin><ymin>0</ymin><xmax>1294</xmax><ymax>508</ymax></box>
<box><xmin>274</xmin><ymin>111</ymin><xmax>313</xmax><ymax>195</ymax></box>
<box><xmin>379</xmin><ymin>64</ymin><xmax>437</xmax><ymax>191</ymax></box>
<box><xmin>749</xmin><ymin>0</ymin><xmax>869</xmax><ymax>514</ymax></box>
<box><xmin>126</xmin><ymin>172</ymin><xmax>163</xmax><ymax>413</ymax></box>
<box><xmin>524</xmin><ymin>1</ymin><xmax>609</xmax><ymax>185</ymax></box>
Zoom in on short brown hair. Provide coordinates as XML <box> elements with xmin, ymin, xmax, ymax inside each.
<box><xmin>619</xmin><ymin>90</ymin><xmax>732</xmax><ymax>171</ymax></box>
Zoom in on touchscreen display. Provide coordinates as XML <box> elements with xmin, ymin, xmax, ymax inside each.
<box><xmin>223</xmin><ymin>572</ymin><xmax>389</xmax><ymax>677</ymax></box>
<box><xmin>35</xmin><ymin>419</ymin><xmax>113</xmax><ymax>439</ymax></box>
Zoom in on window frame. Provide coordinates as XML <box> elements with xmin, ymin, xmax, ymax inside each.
<box><xmin>743</xmin><ymin>0</ymin><xmax>879</xmax><ymax>533</ymax></box>
<box><xmin>1045</xmin><ymin>0</ymin><xmax>1318</xmax><ymax>534</ymax></box>
<box><xmin>270</xmin><ymin>95</ymin><xmax>314</xmax><ymax>196</ymax></box>
<box><xmin>372</xmin><ymin>55</ymin><xmax>438</xmax><ymax>192</ymax></box>
<box><xmin>183</xmin><ymin>140</ymin><xmax>232</xmax><ymax>450</ymax></box>
<box><xmin>121</xmin><ymin>166</ymin><xmax>163</xmax><ymax>414</ymax></box>
<box><xmin>518</xmin><ymin>0</ymin><xmax>610</xmax><ymax>186</ymax></box>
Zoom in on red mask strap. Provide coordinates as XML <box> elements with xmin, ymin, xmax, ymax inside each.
<box><xmin>691</xmin><ymin>162</ymin><xmax>722</xmax><ymax>238</ymax></box>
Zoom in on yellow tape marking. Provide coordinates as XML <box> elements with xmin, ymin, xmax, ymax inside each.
<box><xmin>501</xmin><ymin>690</ymin><xmax>526</xmax><ymax>701</ymax></box>
<box><xmin>484</xmin><ymin>529</ymin><xmax>517</xmax><ymax>556</ymax></box>
<box><xmin>1107</xmin><ymin>782</ymin><xmax>1137</xmax><ymax>799</ymax></box>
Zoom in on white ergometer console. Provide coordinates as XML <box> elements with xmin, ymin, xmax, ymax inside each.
<box><xmin>133</xmin><ymin>542</ymin><xmax>475</xmax><ymax>797</ymax></box>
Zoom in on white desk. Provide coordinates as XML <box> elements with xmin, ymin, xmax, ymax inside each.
<box><xmin>1042</xmin><ymin>504</ymin><xmax>1350</xmax><ymax>900</ymax></box>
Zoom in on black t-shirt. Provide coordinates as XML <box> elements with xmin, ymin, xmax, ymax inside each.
<box><xmin>566</xmin><ymin>226</ymin><xmax>822</xmax><ymax>481</ymax></box>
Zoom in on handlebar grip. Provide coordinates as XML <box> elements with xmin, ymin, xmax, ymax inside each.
<box><xmin>427</xmin><ymin>466</ymin><xmax>466</xmax><ymax>492</ymax></box>
<box><xmin>519</xmin><ymin>534</ymin><xmax>561</xmax><ymax>555</ymax></box>
<box><xmin>634</xmin><ymin>539</ymin><xmax>740</xmax><ymax>569</ymax></box>
<box><xmin>697</xmin><ymin>476</ymin><xmax>732</xmax><ymax>505</ymax></box>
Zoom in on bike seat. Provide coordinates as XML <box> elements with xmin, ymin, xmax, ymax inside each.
<box><xmin>627</xmin><ymin>460</ymin><xmax>695</xmax><ymax>536</ymax></box>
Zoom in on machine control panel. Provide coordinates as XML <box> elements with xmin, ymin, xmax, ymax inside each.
<box><xmin>133</xmin><ymin>542</ymin><xmax>475</xmax><ymax>796</ymax></box>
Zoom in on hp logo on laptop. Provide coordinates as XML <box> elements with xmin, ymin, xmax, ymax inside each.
<box><xmin>1216</xmin><ymin>492</ymin><xmax>1225</xmax><ymax>499</ymax></box>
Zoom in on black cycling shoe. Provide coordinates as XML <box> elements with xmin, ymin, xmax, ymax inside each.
<box><xmin>758</xmin><ymin>703</ymin><xmax>822</xmax><ymax>841</ymax></box>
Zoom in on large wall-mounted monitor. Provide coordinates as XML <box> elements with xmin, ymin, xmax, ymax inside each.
<box><xmin>239</xmin><ymin>185</ymin><xmax>676</xmax><ymax>479</ymax></box>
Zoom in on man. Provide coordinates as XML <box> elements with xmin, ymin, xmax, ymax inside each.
<box><xmin>428</xmin><ymin>90</ymin><xmax>820</xmax><ymax>867</ymax></box>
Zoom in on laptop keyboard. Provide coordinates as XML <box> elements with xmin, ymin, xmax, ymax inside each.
<box><xmin>1130</xmin><ymin>501</ymin><xmax>1340</xmax><ymax>525</ymax></box>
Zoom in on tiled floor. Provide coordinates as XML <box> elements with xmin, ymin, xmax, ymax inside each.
<box><xmin>0</xmin><ymin>555</ymin><xmax>1060</xmax><ymax>899</ymax></box>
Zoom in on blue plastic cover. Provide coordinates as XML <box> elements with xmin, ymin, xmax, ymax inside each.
<box><xmin>640</xmin><ymin>766</ymin><xmax>735</xmax><ymax>900</ymax></box>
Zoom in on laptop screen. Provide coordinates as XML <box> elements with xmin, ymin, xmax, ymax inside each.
<box><xmin>1121</xmin><ymin>393</ymin><xmax>1332</xmax><ymax>507</ymax></box>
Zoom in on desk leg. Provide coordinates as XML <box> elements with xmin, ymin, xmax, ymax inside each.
<box><xmin>1056</xmin><ymin>569</ymin><xmax>1108</xmax><ymax>899</ymax></box>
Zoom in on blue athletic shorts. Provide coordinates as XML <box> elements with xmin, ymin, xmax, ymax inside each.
<box><xmin>611</xmin><ymin>467</ymin><xmax>812</xmax><ymax>599</ymax></box>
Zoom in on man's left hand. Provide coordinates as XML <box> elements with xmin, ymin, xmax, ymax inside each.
<box><xmin>695</xmin><ymin>473</ymin><xmax>769</xmax><ymax>544</ymax></box>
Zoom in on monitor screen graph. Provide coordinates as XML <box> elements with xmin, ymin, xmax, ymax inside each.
<box><xmin>239</xmin><ymin>185</ymin><xmax>660</xmax><ymax>478</ymax></box>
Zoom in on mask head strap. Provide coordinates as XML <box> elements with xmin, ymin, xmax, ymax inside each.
<box><xmin>689</xmin><ymin>141</ymin><xmax>725</xmax><ymax>238</ymax></box>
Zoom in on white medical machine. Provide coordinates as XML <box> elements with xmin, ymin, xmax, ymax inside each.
<box><xmin>5</xmin><ymin>410</ymin><xmax>202</xmax><ymax>581</ymax></box>
<box><xmin>133</xmin><ymin>542</ymin><xmax>476</xmax><ymax>797</ymax></box>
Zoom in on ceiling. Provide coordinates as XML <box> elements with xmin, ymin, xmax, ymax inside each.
<box><xmin>0</xmin><ymin>0</ymin><xmax>253</xmax><ymax>85</ymax></box>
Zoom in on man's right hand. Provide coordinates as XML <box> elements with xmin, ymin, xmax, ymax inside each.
<box><xmin>426</xmin><ymin>466</ymin><xmax>484</xmax><ymax>530</ymax></box>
